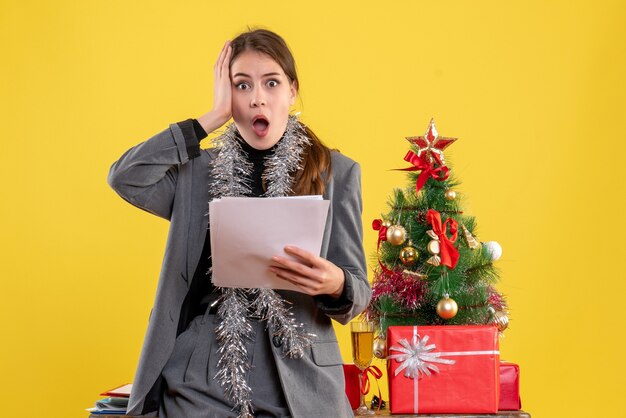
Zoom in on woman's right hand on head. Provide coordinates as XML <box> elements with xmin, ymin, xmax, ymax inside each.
<box><xmin>197</xmin><ymin>40</ymin><xmax>233</xmax><ymax>134</ymax></box>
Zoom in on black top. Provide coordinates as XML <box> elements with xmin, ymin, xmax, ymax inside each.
<box><xmin>174</xmin><ymin>119</ymin><xmax>351</xmax><ymax>336</ymax></box>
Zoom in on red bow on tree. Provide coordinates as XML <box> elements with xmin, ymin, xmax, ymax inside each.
<box><xmin>372</xmin><ymin>219</ymin><xmax>393</xmax><ymax>273</ymax></box>
<box><xmin>426</xmin><ymin>209</ymin><xmax>460</xmax><ymax>269</ymax></box>
<box><xmin>372</xmin><ymin>219</ymin><xmax>388</xmax><ymax>250</ymax></box>
<box><xmin>397</xmin><ymin>150</ymin><xmax>450</xmax><ymax>195</ymax></box>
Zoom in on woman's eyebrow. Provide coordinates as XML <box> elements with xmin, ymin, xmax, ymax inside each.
<box><xmin>232</xmin><ymin>72</ymin><xmax>282</xmax><ymax>78</ymax></box>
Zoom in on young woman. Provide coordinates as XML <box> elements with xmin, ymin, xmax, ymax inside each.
<box><xmin>108</xmin><ymin>29</ymin><xmax>371</xmax><ymax>418</ymax></box>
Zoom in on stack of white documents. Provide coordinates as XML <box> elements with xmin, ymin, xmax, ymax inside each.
<box><xmin>209</xmin><ymin>196</ymin><xmax>330</xmax><ymax>291</ymax></box>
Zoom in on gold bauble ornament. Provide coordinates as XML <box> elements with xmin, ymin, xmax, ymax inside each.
<box><xmin>386</xmin><ymin>225</ymin><xmax>407</xmax><ymax>246</ymax></box>
<box><xmin>399</xmin><ymin>245</ymin><xmax>418</xmax><ymax>265</ymax></box>
<box><xmin>373</xmin><ymin>337</ymin><xmax>387</xmax><ymax>359</ymax></box>
<box><xmin>444</xmin><ymin>189</ymin><xmax>457</xmax><ymax>201</ymax></box>
<box><xmin>436</xmin><ymin>295</ymin><xmax>458</xmax><ymax>319</ymax></box>
<box><xmin>491</xmin><ymin>310</ymin><xmax>509</xmax><ymax>332</ymax></box>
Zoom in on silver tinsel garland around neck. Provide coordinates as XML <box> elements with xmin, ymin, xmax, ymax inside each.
<box><xmin>208</xmin><ymin>114</ymin><xmax>315</xmax><ymax>418</ymax></box>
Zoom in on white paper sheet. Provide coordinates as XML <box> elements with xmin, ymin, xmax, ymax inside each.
<box><xmin>209</xmin><ymin>196</ymin><xmax>330</xmax><ymax>291</ymax></box>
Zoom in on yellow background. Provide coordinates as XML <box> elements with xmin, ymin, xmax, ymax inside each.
<box><xmin>1</xmin><ymin>1</ymin><xmax>625</xmax><ymax>417</ymax></box>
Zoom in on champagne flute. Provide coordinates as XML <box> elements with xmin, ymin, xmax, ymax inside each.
<box><xmin>350</xmin><ymin>321</ymin><xmax>375</xmax><ymax>415</ymax></box>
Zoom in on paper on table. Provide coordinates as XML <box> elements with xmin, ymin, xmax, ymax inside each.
<box><xmin>99</xmin><ymin>383</ymin><xmax>132</xmax><ymax>397</ymax></box>
<box><xmin>209</xmin><ymin>196</ymin><xmax>330</xmax><ymax>291</ymax></box>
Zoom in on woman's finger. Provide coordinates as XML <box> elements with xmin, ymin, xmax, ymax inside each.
<box><xmin>215</xmin><ymin>40</ymin><xmax>230</xmax><ymax>77</ymax></box>
<box><xmin>214</xmin><ymin>43</ymin><xmax>224</xmax><ymax>73</ymax></box>
<box><xmin>271</xmin><ymin>255</ymin><xmax>314</xmax><ymax>277</ymax></box>
<box><xmin>282</xmin><ymin>246</ymin><xmax>322</xmax><ymax>267</ymax></box>
<box><xmin>270</xmin><ymin>266</ymin><xmax>319</xmax><ymax>294</ymax></box>
<box><xmin>221</xmin><ymin>44</ymin><xmax>232</xmax><ymax>78</ymax></box>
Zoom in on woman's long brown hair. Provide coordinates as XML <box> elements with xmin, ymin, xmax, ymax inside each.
<box><xmin>229</xmin><ymin>28</ymin><xmax>332</xmax><ymax>196</ymax></box>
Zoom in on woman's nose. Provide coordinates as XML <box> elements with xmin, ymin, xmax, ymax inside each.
<box><xmin>250</xmin><ymin>93</ymin><xmax>266</xmax><ymax>107</ymax></box>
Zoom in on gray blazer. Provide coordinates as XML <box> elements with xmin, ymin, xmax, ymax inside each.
<box><xmin>107</xmin><ymin>122</ymin><xmax>371</xmax><ymax>417</ymax></box>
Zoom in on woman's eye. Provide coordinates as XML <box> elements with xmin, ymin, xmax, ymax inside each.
<box><xmin>235</xmin><ymin>83</ymin><xmax>250</xmax><ymax>90</ymax></box>
<box><xmin>267</xmin><ymin>80</ymin><xmax>279</xmax><ymax>88</ymax></box>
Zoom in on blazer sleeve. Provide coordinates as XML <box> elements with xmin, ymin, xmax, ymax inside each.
<box><xmin>107</xmin><ymin>119</ymin><xmax>206</xmax><ymax>220</ymax></box>
<box><xmin>315</xmin><ymin>160</ymin><xmax>372</xmax><ymax>325</ymax></box>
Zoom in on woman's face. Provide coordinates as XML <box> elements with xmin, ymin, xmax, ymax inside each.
<box><xmin>230</xmin><ymin>50</ymin><xmax>297</xmax><ymax>150</ymax></box>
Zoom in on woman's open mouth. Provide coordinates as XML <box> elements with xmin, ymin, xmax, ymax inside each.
<box><xmin>252</xmin><ymin>115</ymin><xmax>270</xmax><ymax>138</ymax></box>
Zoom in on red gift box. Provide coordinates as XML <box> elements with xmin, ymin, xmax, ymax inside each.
<box><xmin>499</xmin><ymin>361</ymin><xmax>522</xmax><ymax>410</ymax></box>
<box><xmin>343</xmin><ymin>364</ymin><xmax>360</xmax><ymax>410</ymax></box>
<box><xmin>387</xmin><ymin>325</ymin><xmax>500</xmax><ymax>414</ymax></box>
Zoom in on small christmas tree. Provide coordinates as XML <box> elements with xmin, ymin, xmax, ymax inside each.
<box><xmin>366</xmin><ymin>119</ymin><xmax>508</xmax><ymax>353</ymax></box>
